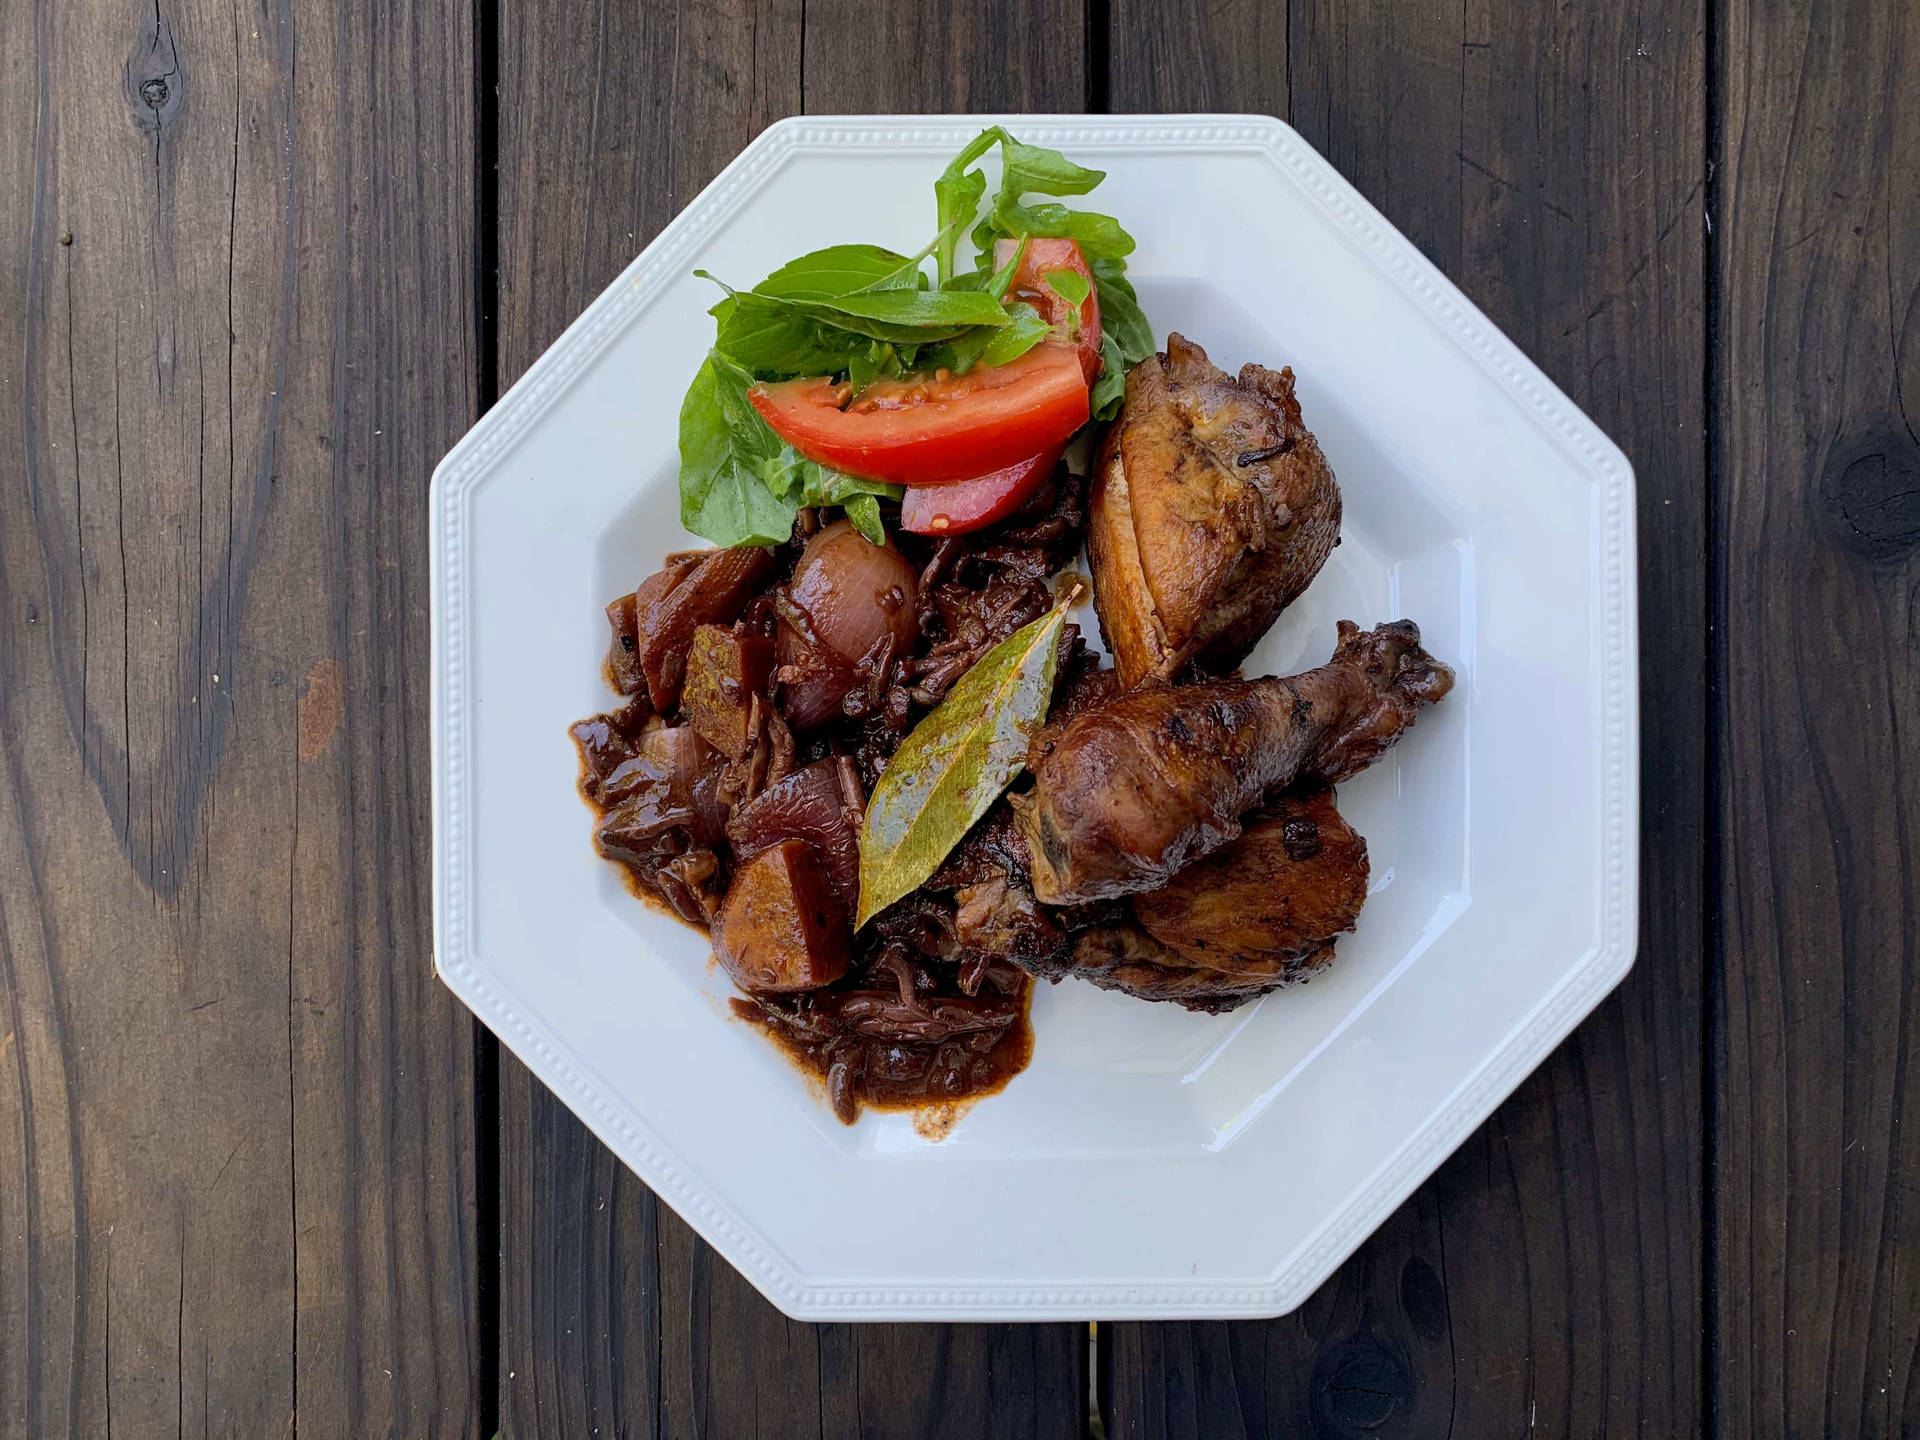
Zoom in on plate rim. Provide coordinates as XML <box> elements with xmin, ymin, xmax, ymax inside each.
<box><xmin>429</xmin><ymin>112</ymin><xmax>1640</xmax><ymax>1321</ymax></box>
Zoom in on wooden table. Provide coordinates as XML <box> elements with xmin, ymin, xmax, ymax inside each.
<box><xmin>3</xmin><ymin>0</ymin><xmax>1914</xmax><ymax>1433</ymax></box>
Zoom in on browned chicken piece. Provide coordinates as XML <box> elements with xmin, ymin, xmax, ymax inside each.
<box><xmin>1003</xmin><ymin>792</ymin><xmax>1365</xmax><ymax>1013</ymax></box>
<box><xmin>1016</xmin><ymin>620</ymin><xmax>1452</xmax><ymax>905</ymax></box>
<box><xmin>1062</xmin><ymin>922</ymin><xmax>1319</xmax><ymax>1014</ymax></box>
<box><xmin>1129</xmin><ymin>789</ymin><xmax>1369</xmax><ymax>966</ymax></box>
<box><xmin>1088</xmin><ymin>333</ymin><xmax>1342</xmax><ymax>689</ymax></box>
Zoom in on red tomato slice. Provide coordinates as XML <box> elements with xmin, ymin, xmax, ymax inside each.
<box><xmin>749</xmin><ymin>342</ymin><xmax>1089</xmax><ymax>486</ymax></box>
<box><xmin>993</xmin><ymin>237</ymin><xmax>1102</xmax><ymax>382</ymax></box>
<box><xmin>899</xmin><ymin>446</ymin><xmax>1063</xmax><ymax>536</ymax></box>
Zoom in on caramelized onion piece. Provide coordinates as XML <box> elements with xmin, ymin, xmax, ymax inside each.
<box><xmin>605</xmin><ymin>592</ymin><xmax>645</xmax><ymax>695</ymax></box>
<box><xmin>789</xmin><ymin>520</ymin><xmax>918</xmax><ymax>666</ymax></box>
<box><xmin>638</xmin><ymin>547</ymin><xmax>776</xmax><ymax>711</ymax></box>
<box><xmin>774</xmin><ymin>621</ymin><xmax>859</xmax><ymax>732</ymax></box>
<box><xmin>726</xmin><ymin>759</ymin><xmax>861</xmax><ymax>914</ymax></box>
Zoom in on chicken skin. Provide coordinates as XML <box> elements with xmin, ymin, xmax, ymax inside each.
<box><xmin>1015</xmin><ymin>620</ymin><xmax>1452</xmax><ymax>905</ymax></box>
<box><xmin>1088</xmin><ymin>333</ymin><xmax>1342</xmax><ymax>689</ymax></box>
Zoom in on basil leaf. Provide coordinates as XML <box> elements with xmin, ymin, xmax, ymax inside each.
<box><xmin>680</xmin><ymin>352</ymin><xmax>903</xmax><ymax>545</ymax></box>
<box><xmin>855</xmin><ymin>597</ymin><xmax>1072</xmax><ymax>927</ymax></box>
<box><xmin>826</xmin><ymin>288</ymin><xmax>1009</xmax><ymax>329</ymax></box>
<box><xmin>715</xmin><ymin>293</ymin><xmax>879</xmax><ymax>376</ymax></box>
<box><xmin>1091</xmin><ymin>333</ymin><xmax>1129</xmax><ymax>421</ymax></box>
<box><xmin>1043</xmin><ymin>268</ymin><xmax>1091</xmax><ymax>307</ymax></box>
<box><xmin>976</xmin><ymin>200</ymin><xmax>1135</xmax><ymax>262</ymax></box>
<box><xmin>840</xmin><ymin>493</ymin><xmax>886</xmax><ymax>544</ymax></box>
<box><xmin>845</xmin><ymin>341</ymin><xmax>903</xmax><ymax>393</ymax></box>
<box><xmin>917</xmin><ymin>302</ymin><xmax>1049</xmax><ymax>376</ymax></box>
<box><xmin>756</xmin><ymin>244</ymin><xmax>921</xmax><ymax>300</ymax></box>
<box><xmin>1093</xmin><ymin>272</ymin><xmax>1153</xmax><ymax>363</ymax></box>
<box><xmin>976</xmin><ymin>303</ymin><xmax>1051</xmax><ymax>367</ymax></box>
<box><xmin>678</xmin><ymin>354</ymin><xmax>799</xmax><ymax>547</ymax></box>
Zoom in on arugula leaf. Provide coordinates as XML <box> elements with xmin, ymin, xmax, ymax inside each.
<box><xmin>933</xmin><ymin>130</ymin><xmax>1001</xmax><ymax>285</ymax></box>
<box><xmin>755</xmin><ymin>244</ymin><xmax>923</xmax><ymax>300</ymax></box>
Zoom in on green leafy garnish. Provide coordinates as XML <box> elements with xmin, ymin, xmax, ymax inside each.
<box><xmin>678</xmin><ymin>353</ymin><xmax>900</xmax><ymax>548</ymax></box>
<box><xmin>674</xmin><ymin>129</ymin><xmax>1160</xmax><ymax>545</ymax></box>
<box><xmin>753</xmin><ymin>244</ymin><xmax>925</xmax><ymax>299</ymax></box>
<box><xmin>1043</xmin><ymin>268</ymin><xmax>1092</xmax><ymax>308</ymax></box>
<box><xmin>854</xmin><ymin>596</ymin><xmax>1074</xmax><ymax>928</ymax></box>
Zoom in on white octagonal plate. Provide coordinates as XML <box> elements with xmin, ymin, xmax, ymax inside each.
<box><xmin>430</xmin><ymin>115</ymin><xmax>1637</xmax><ymax>1321</ymax></box>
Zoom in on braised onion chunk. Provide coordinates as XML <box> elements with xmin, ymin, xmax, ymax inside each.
<box><xmin>1088</xmin><ymin>333</ymin><xmax>1342</xmax><ymax>688</ymax></box>
<box><xmin>638</xmin><ymin>546</ymin><xmax>776</xmax><ymax>710</ymax></box>
<box><xmin>605</xmin><ymin>592</ymin><xmax>646</xmax><ymax>695</ymax></box>
<box><xmin>774</xmin><ymin>520</ymin><xmax>919</xmax><ymax>731</ymax></box>
<box><xmin>788</xmin><ymin>519</ymin><xmax>919</xmax><ymax>664</ymax></box>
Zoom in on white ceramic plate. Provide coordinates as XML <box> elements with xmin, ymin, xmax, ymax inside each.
<box><xmin>430</xmin><ymin>115</ymin><xmax>1637</xmax><ymax>1321</ymax></box>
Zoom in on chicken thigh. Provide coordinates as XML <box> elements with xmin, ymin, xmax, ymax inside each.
<box><xmin>1088</xmin><ymin>333</ymin><xmax>1342</xmax><ymax>688</ymax></box>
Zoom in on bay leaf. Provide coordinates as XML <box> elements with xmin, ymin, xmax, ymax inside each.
<box><xmin>855</xmin><ymin>598</ymin><xmax>1071</xmax><ymax>928</ymax></box>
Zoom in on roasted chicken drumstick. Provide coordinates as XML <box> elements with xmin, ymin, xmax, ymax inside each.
<box><xmin>1015</xmin><ymin>620</ymin><xmax>1453</xmax><ymax>905</ymax></box>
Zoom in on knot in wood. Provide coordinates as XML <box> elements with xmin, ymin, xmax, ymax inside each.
<box><xmin>1821</xmin><ymin>430</ymin><xmax>1920</xmax><ymax>563</ymax></box>
<box><xmin>1310</xmin><ymin>1331</ymin><xmax>1413</xmax><ymax>1436</ymax></box>
<box><xmin>126</xmin><ymin>13</ymin><xmax>184</xmax><ymax>135</ymax></box>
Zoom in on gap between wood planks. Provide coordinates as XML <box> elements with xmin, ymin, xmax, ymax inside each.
<box><xmin>473</xmin><ymin>0</ymin><xmax>502</xmax><ymax>1433</ymax></box>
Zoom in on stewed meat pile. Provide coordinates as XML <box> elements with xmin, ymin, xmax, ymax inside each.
<box><xmin>574</xmin><ymin>334</ymin><xmax>1457</xmax><ymax>1120</ymax></box>
<box><xmin>572</xmin><ymin>469</ymin><xmax>1089</xmax><ymax>1122</ymax></box>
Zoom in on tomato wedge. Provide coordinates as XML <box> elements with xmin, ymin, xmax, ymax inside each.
<box><xmin>750</xmin><ymin>341</ymin><xmax>1089</xmax><ymax>486</ymax></box>
<box><xmin>899</xmin><ymin>446</ymin><xmax>1063</xmax><ymax>536</ymax></box>
<box><xmin>994</xmin><ymin>237</ymin><xmax>1102</xmax><ymax>383</ymax></box>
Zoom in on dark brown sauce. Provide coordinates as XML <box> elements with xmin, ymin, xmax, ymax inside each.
<box><xmin>572</xmin><ymin>718</ymin><xmax>1032</xmax><ymax>1126</ymax></box>
<box><xmin>732</xmin><ymin>983</ymin><xmax>1034</xmax><ymax>1122</ymax></box>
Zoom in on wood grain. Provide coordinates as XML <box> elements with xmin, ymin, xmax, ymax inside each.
<box><xmin>493</xmin><ymin>2</ymin><xmax>1088</xmax><ymax>1435</ymax></box>
<box><xmin>0</xmin><ymin>0</ymin><xmax>479</xmax><ymax>1435</ymax></box>
<box><xmin>1102</xmin><ymin>2</ymin><xmax>1709</xmax><ymax>1435</ymax></box>
<box><xmin>1712</xmin><ymin>0</ymin><xmax>1920</xmax><ymax>1433</ymax></box>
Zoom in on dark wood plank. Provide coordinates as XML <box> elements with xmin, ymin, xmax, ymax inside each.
<box><xmin>1103</xmin><ymin>3</ymin><xmax>1709</xmax><ymax>1435</ymax></box>
<box><xmin>0</xmin><ymin>0</ymin><xmax>479</xmax><ymax>1435</ymax></box>
<box><xmin>494</xmin><ymin>2</ymin><xmax>1087</xmax><ymax>1435</ymax></box>
<box><xmin>1712</xmin><ymin>0</ymin><xmax>1920</xmax><ymax>1433</ymax></box>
